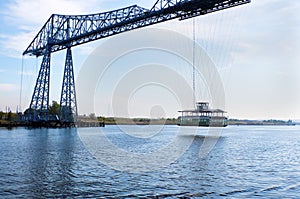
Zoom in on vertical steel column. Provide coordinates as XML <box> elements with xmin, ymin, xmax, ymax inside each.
<box><xmin>59</xmin><ymin>48</ymin><xmax>78</xmax><ymax>123</ymax></box>
<box><xmin>29</xmin><ymin>51</ymin><xmax>51</xmax><ymax>121</ymax></box>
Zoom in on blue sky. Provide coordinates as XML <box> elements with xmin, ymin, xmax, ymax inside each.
<box><xmin>0</xmin><ymin>0</ymin><xmax>299</xmax><ymax>120</ymax></box>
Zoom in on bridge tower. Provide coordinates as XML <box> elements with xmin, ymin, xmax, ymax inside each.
<box><xmin>28</xmin><ymin>49</ymin><xmax>51</xmax><ymax>122</ymax></box>
<box><xmin>27</xmin><ymin>47</ymin><xmax>78</xmax><ymax>125</ymax></box>
<box><xmin>23</xmin><ymin>0</ymin><xmax>250</xmax><ymax>127</ymax></box>
<box><xmin>59</xmin><ymin>48</ymin><xmax>78</xmax><ymax>125</ymax></box>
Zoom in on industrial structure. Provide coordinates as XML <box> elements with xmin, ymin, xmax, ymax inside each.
<box><xmin>178</xmin><ymin>102</ymin><xmax>228</xmax><ymax>127</ymax></box>
<box><xmin>23</xmin><ymin>0</ymin><xmax>250</xmax><ymax>127</ymax></box>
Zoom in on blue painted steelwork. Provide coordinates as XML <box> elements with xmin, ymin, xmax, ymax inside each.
<box><xmin>59</xmin><ymin>48</ymin><xmax>78</xmax><ymax>124</ymax></box>
<box><xmin>23</xmin><ymin>0</ymin><xmax>250</xmax><ymax>56</ymax></box>
<box><xmin>23</xmin><ymin>0</ymin><xmax>250</xmax><ymax>125</ymax></box>
<box><xmin>28</xmin><ymin>51</ymin><xmax>51</xmax><ymax>122</ymax></box>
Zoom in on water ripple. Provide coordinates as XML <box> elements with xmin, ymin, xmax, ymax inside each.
<box><xmin>0</xmin><ymin>126</ymin><xmax>300</xmax><ymax>197</ymax></box>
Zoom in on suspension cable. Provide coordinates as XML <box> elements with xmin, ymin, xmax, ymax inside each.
<box><xmin>19</xmin><ymin>56</ymin><xmax>24</xmax><ymax>113</ymax></box>
<box><xmin>193</xmin><ymin>17</ymin><xmax>196</xmax><ymax>107</ymax></box>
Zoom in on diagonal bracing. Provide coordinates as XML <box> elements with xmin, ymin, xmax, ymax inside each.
<box><xmin>23</xmin><ymin>0</ymin><xmax>251</xmax><ymax>57</ymax></box>
<box><xmin>59</xmin><ymin>48</ymin><xmax>78</xmax><ymax>123</ymax></box>
<box><xmin>29</xmin><ymin>52</ymin><xmax>51</xmax><ymax>121</ymax></box>
<box><xmin>23</xmin><ymin>0</ymin><xmax>250</xmax><ymax>125</ymax></box>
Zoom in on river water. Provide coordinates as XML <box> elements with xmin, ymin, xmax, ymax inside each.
<box><xmin>0</xmin><ymin>125</ymin><xmax>300</xmax><ymax>198</ymax></box>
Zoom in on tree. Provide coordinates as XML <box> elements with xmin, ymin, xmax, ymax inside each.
<box><xmin>7</xmin><ymin>111</ymin><xmax>17</xmax><ymax>121</ymax></box>
<box><xmin>24</xmin><ymin>108</ymin><xmax>34</xmax><ymax>115</ymax></box>
<box><xmin>49</xmin><ymin>101</ymin><xmax>60</xmax><ymax>115</ymax></box>
<box><xmin>89</xmin><ymin>113</ymin><xmax>96</xmax><ymax>120</ymax></box>
<box><xmin>0</xmin><ymin>111</ymin><xmax>4</xmax><ymax>120</ymax></box>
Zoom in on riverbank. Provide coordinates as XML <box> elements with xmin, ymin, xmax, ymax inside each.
<box><xmin>102</xmin><ymin>118</ymin><xmax>296</xmax><ymax>126</ymax></box>
<box><xmin>228</xmin><ymin>119</ymin><xmax>296</xmax><ymax>126</ymax></box>
<box><xmin>0</xmin><ymin>120</ymin><xmax>104</xmax><ymax>129</ymax></box>
<box><xmin>0</xmin><ymin>118</ymin><xmax>296</xmax><ymax>129</ymax></box>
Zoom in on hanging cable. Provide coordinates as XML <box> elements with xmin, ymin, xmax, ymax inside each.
<box><xmin>36</xmin><ymin>56</ymin><xmax>39</xmax><ymax>73</ymax></box>
<box><xmin>19</xmin><ymin>56</ymin><xmax>25</xmax><ymax>113</ymax></box>
<box><xmin>192</xmin><ymin>17</ymin><xmax>196</xmax><ymax>107</ymax></box>
<box><xmin>221</xmin><ymin>7</ymin><xmax>246</xmax><ymax>88</ymax></box>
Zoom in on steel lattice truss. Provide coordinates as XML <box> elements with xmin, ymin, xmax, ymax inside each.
<box><xmin>29</xmin><ymin>52</ymin><xmax>51</xmax><ymax>121</ymax></box>
<box><xmin>24</xmin><ymin>0</ymin><xmax>250</xmax><ymax>124</ymax></box>
<box><xmin>59</xmin><ymin>48</ymin><xmax>78</xmax><ymax>123</ymax></box>
<box><xmin>23</xmin><ymin>0</ymin><xmax>250</xmax><ymax>56</ymax></box>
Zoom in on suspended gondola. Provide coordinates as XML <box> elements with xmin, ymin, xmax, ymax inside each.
<box><xmin>177</xmin><ymin>102</ymin><xmax>228</xmax><ymax>127</ymax></box>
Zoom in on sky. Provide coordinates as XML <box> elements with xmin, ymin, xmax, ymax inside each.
<box><xmin>0</xmin><ymin>0</ymin><xmax>299</xmax><ymax>120</ymax></box>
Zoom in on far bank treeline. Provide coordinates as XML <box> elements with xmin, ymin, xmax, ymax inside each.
<box><xmin>0</xmin><ymin>101</ymin><xmax>178</xmax><ymax>126</ymax></box>
<box><xmin>0</xmin><ymin>101</ymin><xmax>64</xmax><ymax>122</ymax></box>
<box><xmin>0</xmin><ymin>101</ymin><xmax>296</xmax><ymax>126</ymax></box>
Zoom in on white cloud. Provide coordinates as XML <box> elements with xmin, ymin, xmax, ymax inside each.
<box><xmin>0</xmin><ymin>32</ymin><xmax>35</xmax><ymax>58</ymax></box>
<box><xmin>0</xmin><ymin>0</ymin><xmax>299</xmax><ymax>118</ymax></box>
<box><xmin>2</xmin><ymin>0</ymin><xmax>102</xmax><ymax>27</ymax></box>
<box><xmin>17</xmin><ymin>70</ymin><xmax>36</xmax><ymax>76</ymax></box>
<box><xmin>0</xmin><ymin>83</ymin><xmax>18</xmax><ymax>92</ymax></box>
<box><xmin>0</xmin><ymin>0</ymin><xmax>250</xmax><ymax>59</ymax></box>
<box><xmin>0</xmin><ymin>0</ymin><xmax>162</xmax><ymax>59</ymax></box>
<box><xmin>0</xmin><ymin>0</ymin><xmax>107</xmax><ymax>58</ymax></box>
<box><xmin>78</xmin><ymin>44</ymin><xmax>98</xmax><ymax>56</ymax></box>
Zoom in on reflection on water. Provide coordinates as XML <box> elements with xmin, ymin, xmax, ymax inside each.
<box><xmin>0</xmin><ymin>128</ymin><xmax>80</xmax><ymax>197</ymax></box>
<box><xmin>26</xmin><ymin>129</ymin><xmax>77</xmax><ymax>197</ymax></box>
<box><xmin>0</xmin><ymin>126</ymin><xmax>300</xmax><ymax>198</ymax></box>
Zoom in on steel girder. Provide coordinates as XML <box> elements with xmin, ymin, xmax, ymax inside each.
<box><xmin>59</xmin><ymin>48</ymin><xmax>78</xmax><ymax>123</ymax></box>
<box><xmin>29</xmin><ymin>51</ymin><xmax>51</xmax><ymax>121</ymax></box>
<box><xmin>23</xmin><ymin>0</ymin><xmax>250</xmax><ymax>57</ymax></box>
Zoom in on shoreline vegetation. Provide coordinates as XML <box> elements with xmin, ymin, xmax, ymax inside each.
<box><xmin>0</xmin><ymin>111</ymin><xmax>297</xmax><ymax>129</ymax></box>
<box><xmin>1</xmin><ymin>101</ymin><xmax>296</xmax><ymax>128</ymax></box>
<box><xmin>96</xmin><ymin>117</ymin><xmax>296</xmax><ymax>126</ymax></box>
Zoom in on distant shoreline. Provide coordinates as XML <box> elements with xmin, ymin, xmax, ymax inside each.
<box><xmin>228</xmin><ymin>119</ymin><xmax>296</xmax><ymax>126</ymax></box>
<box><xmin>96</xmin><ymin>117</ymin><xmax>296</xmax><ymax>126</ymax></box>
<box><xmin>0</xmin><ymin>118</ymin><xmax>296</xmax><ymax>129</ymax></box>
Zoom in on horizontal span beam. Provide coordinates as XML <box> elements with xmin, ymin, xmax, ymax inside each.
<box><xmin>23</xmin><ymin>0</ymin><xmax>250</xmax><ymax>56</ymax></box>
